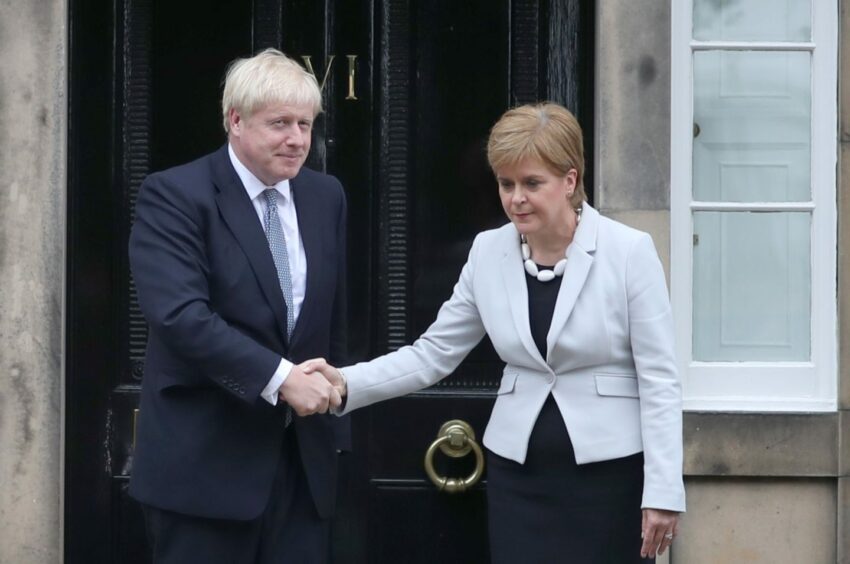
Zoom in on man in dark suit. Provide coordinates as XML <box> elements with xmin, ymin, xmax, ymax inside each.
<box><xmin>128</xmin><ymin>48</ymin><xmax>348</xmax><ymax>564</ymax></box>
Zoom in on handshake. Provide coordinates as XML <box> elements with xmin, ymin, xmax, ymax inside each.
<box><xmin>277</xmin><ymin>358</ymin><xmax>347</xmax><ymax>416</ymax></box>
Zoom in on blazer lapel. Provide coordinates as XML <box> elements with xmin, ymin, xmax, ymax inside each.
<box><xmin>500</xmin><ymin>227</ymin><xmax>549</xmax><ymax>369</ymax></box>
<box><xmin>545</xmin><ymin>203</ymin><xmax>599</xmax><ymax>356</ymax></box>
<box><xmin>211</xmin><ymin>146</ymin><xmax>290</xmax><ymax>345</ymax></box>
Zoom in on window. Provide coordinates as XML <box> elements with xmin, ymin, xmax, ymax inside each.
<box><xmin>670</xmin><ymin>0</ymin><xmax>837</xmax><ymax>411</ymax></box>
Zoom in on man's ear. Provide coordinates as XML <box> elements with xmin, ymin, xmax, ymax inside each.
<box><xmin>228</xmin><ymin>108</ymin><xmax>242</xmax><ymax>134</ymax></box>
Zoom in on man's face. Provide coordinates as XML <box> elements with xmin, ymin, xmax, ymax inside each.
<box><xmin>228</xmin><ymin>102</ymin><xmax>314</xmax><ymax>185</ymax></box>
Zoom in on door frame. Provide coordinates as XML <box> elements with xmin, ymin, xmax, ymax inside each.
<box><xmin>64</xmin><ymin>1</ymin><xmax>594</xmax><ymax>561</ymax></box>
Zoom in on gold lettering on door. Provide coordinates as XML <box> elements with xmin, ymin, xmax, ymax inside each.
<box><xmin>301</xmin><ymin>55</ymin><xmax>358</xmax><ymax>101</ymax></box>
<box><xmin>346</xmin><ymin>55</ymin><xmax>358</xmax><ymax>100</ymax></box>
<box><xmin>301</xmin><ymin>55</ymin><xmax>336</xmax><ymax>92</ymax></box>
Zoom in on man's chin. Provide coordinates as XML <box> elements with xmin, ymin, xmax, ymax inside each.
<box><xmin>273</xmin><ymin>165</ymin><xmax>304</xmax><ymax>181</ymax></box>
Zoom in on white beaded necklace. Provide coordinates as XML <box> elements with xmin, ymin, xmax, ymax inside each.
<box><xmin>520</xmin><ymin>207</ymin><xmax>582</xmax><ymax>282</ymax></box>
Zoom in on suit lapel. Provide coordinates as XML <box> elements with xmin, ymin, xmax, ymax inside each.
<box><xmin>211</xmin><ymin>146</ymin><xmax>290</xmax><ymax>345</ymax></box>
<box><xmin>545</xmin><ymin>203</ymin><xmax>599</xmax><ymax>356</ymax></box>
<box><xmin>288</xmin><ymin>173</ymin><xmax>321</xmax><ymax>346</ymax></box>
<box><xmin>500</xmin><ymin>227</ymin><xmax>549</xmax><ymax>369</ymax></box>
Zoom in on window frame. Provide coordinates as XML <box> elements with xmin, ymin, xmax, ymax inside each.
<box><xmin>670</xmin><ymin>0</ymin><xmax>838</xmax><ymax>412</ymax></box>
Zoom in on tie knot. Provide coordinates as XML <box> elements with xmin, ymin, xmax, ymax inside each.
<box><xmin>264</xmin><ymin>188</ymin><xmax>278</xmax><ymax>207</ymax></box>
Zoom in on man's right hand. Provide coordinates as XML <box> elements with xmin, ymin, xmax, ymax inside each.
<box><xmin>278</xmin><ymin>364</ymin><xmax>342</xmax><ymax>416</ymax></box>
<box><xmin>299</xmin><ymin>358</ymin><xmax>346</xmax><ymax>398</ymax></box>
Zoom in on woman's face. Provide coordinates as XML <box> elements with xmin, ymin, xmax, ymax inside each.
<box><xmin>496</xmin><ymin>158</ymin><xmax>577</xmax><ymax>238</ymax></box>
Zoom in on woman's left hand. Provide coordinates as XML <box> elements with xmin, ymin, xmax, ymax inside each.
<box><xmin>640</xmin><ymin>508</ymin><xmax>679</xmax><ymax>558</ymax></box>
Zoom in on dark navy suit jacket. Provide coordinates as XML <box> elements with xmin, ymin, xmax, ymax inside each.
<box><xmin>128</xmin><ymin>144</ymin><xmax>349</xmax><ymax>520</ymax></box>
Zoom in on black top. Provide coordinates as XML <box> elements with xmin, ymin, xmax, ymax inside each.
<box><xmin>526</xmin><ymin>264</ymin><xmax>563</xmax><ymax>360</ymax></box>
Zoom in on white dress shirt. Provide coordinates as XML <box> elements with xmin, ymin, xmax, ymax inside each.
<box><xmin>228</xmin><ymin>144</ymin><xmax>306</xmax><ymax>405</ymax></box>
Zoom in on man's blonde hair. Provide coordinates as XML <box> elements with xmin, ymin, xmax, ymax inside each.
<box><xmin>487</xmin><ymin>102</ymin><xmax>586</xmax><ymax>207</ymax></box>
<box><xmin>221</xmin><ymin>48</ymin><xmax>322</xmax><ymax>132</ymax></box>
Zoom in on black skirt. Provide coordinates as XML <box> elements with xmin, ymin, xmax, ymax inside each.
<box><xmin>486</xmin><ymin>395</ymin><xmax>653</xmax><ymax>564</ymax></box>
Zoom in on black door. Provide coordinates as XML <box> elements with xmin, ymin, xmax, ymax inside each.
<box><xmin>65</xmin><ymin>1</ymin><xmax>592</xmax><ymax>562</ymax></box>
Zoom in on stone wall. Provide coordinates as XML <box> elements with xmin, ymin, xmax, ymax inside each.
<box><xmin>0</xmin><ymin>1</ymin><xmax>67</xmax><ymax>563</ymax></box>
<box><xmin>594</xmin><ymin>0</ymin><xmax>671</xmax><ymax>278</ymax></box>
<box><xmin>837</xmin><ymin>0</ymin><xmax>850</xmax><ymax>562</ymax></box>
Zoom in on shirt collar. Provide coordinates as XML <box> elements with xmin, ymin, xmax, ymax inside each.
<box><xmin>228</xmin><ymin>143</ymin><xmax>291</xmax><ymax>202</ymax></box>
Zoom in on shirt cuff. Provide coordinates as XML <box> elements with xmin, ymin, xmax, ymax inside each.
<box><xmin>260</xmin><ymin>358</ymin><xmax>294</xmax><ymax>405</ymax></box>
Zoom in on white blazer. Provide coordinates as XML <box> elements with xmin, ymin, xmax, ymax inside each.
<box><xmin>341</xmin><ymin>203</ymin><xmax>685</xmax><ymax>512</ymax></box>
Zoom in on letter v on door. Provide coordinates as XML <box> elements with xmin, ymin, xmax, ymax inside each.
<box><xmin>301</xmin><ymin>55</ymin><xmax>358</xmax><ymax>100</ymax></box>
<box><xmin>301</xmin><ymin>55</ymin><xmax>336</xmax><ymax>92</ymax></box>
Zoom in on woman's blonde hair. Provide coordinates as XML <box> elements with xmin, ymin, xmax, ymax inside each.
<box><xmin>487</xmin><ymin>102</ymin><xmax>586</xmax><ymax>207</ymax></box>
<box><xmin>222</xmin><ymin>48</ymin><xmax>322</xmax><ymax>132</ymax></box>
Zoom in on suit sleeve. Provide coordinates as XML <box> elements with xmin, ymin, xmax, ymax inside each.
<box><xmin>340</xmin><ymin>235</ymin><xmax>487</xmax><ymax>414</ymax></box>
<box><xmin>129</xmin><ymin>173</ymin><xmax>280</xmax><ymax>403</ymax></box>
<box><xmin>626</xmin><ymin>233</ymin><xmax>686</xmax><ymax>512</ymax></box>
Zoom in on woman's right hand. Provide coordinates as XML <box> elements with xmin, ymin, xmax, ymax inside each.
<box><xmin>300</xmin><ymin>358</ymin><xmax>347</xmax><ymax>398</ymax></box>
<box><xmin>641</xmin><ymin>508</ymin><xmax>679</xmax><ymax>558</ymax></box>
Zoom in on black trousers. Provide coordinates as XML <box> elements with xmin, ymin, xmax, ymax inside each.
<box><xmin>487</xmin><ymin>395</ymin><xmax>654</xmax><ymax>564</ymax></box>
<box><xmin>141</xmin><ymin>427</ymin><xmax>330</xmax><ymax>564</ymax></box>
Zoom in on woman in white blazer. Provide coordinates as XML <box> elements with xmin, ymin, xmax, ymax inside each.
<box><xmin>305</xmin><ymin>103</ymin><xmax>684</xmax><ymax>562</ymax></box>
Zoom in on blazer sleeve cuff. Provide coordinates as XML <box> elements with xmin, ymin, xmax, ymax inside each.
<box><xmin>259</xmin><ymin>358</ymin><xmax>293</xmax><ymax>405</ymax></box>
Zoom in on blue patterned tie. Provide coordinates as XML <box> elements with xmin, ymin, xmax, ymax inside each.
<box><xmin>263</xmin><ymin>189</ymin><xmax>295</xmax><ymax>338</ymax></box>
<box><xmin>263</xmin><ymin>189</ymin><xmax>295</xmax><ymax>427</ymax></box>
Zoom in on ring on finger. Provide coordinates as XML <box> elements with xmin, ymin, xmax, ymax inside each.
<box><xmin>664</xmin><ymin>532</ymin><xmax>674</xmax><ymax>541</ymax></box>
